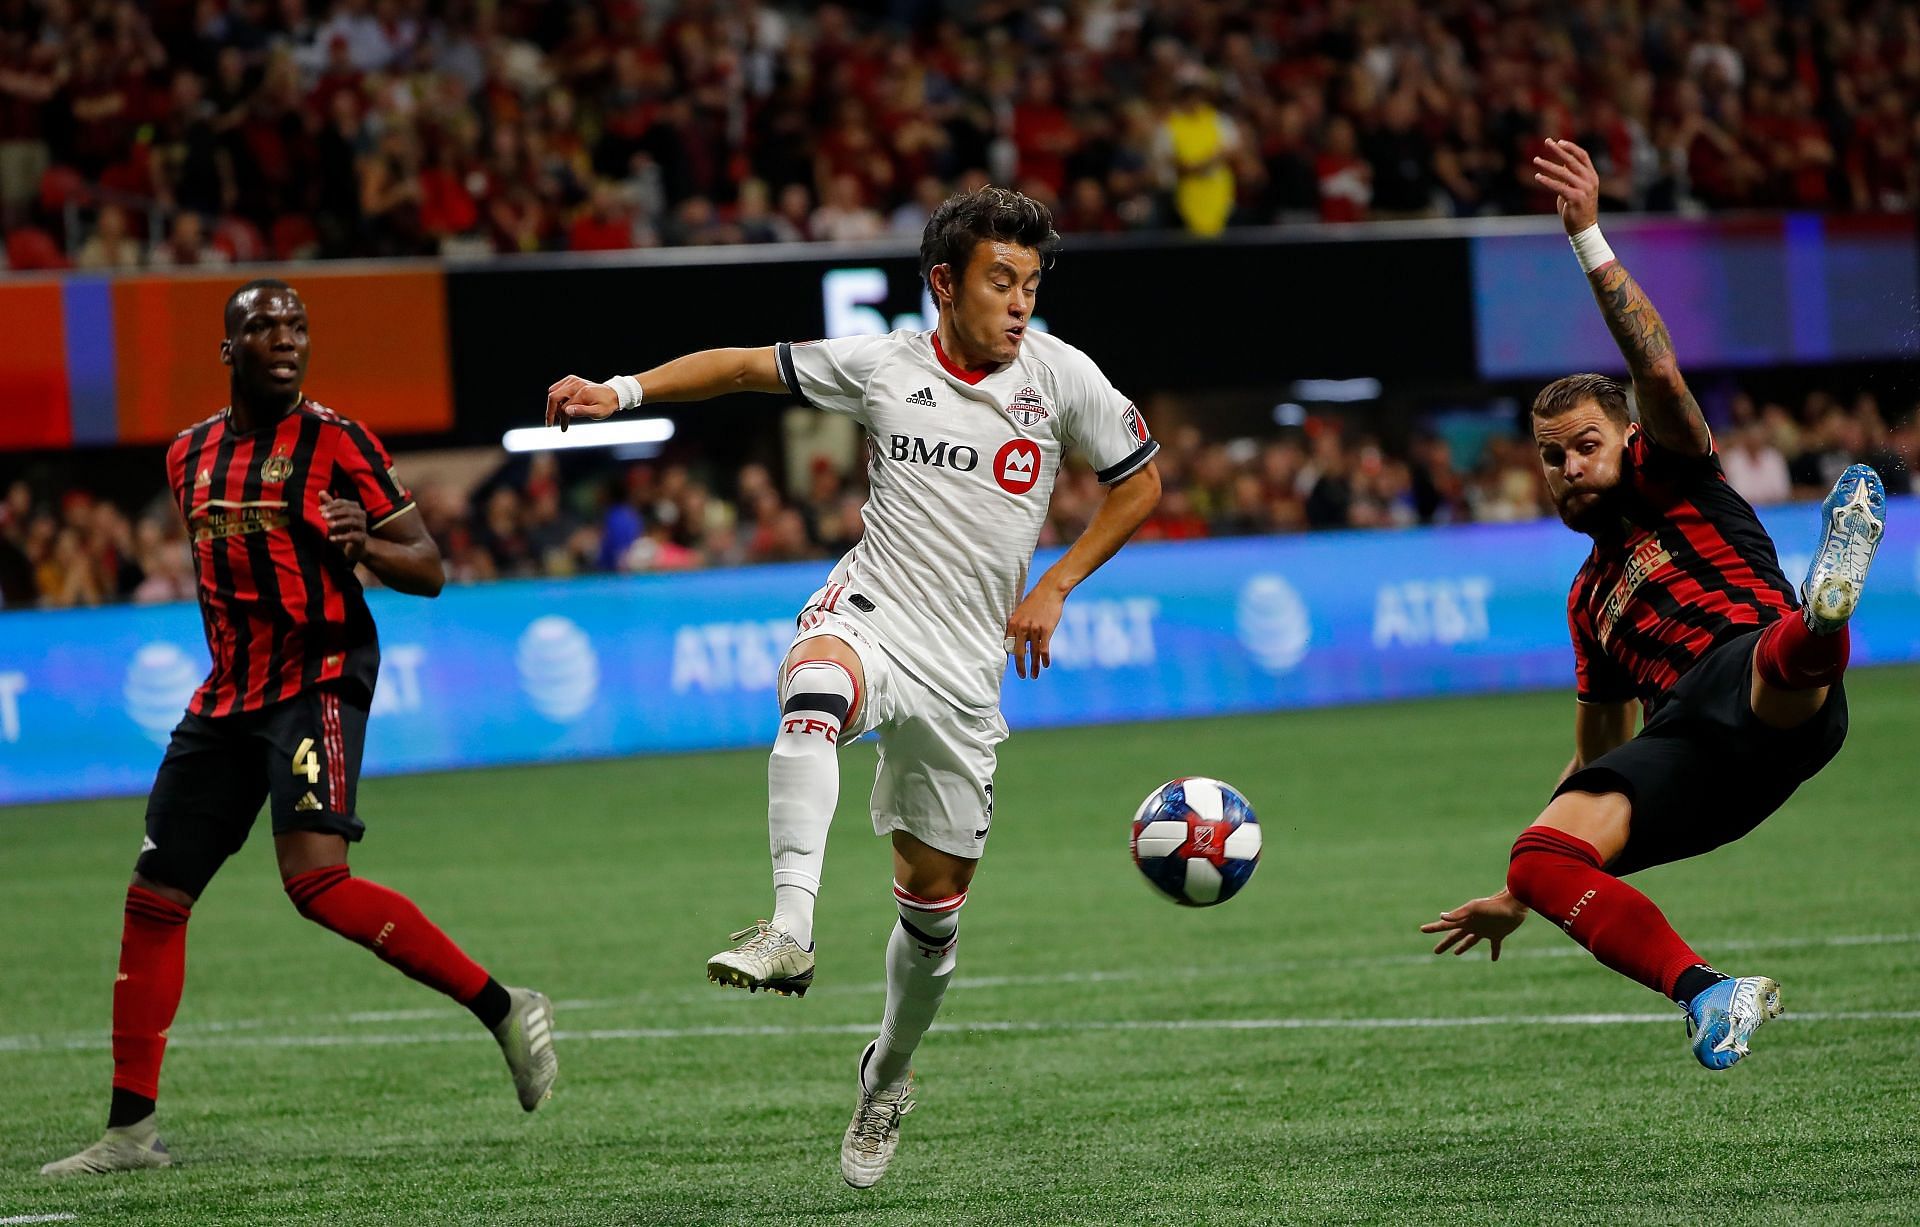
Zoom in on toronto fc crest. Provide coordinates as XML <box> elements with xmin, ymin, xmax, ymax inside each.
<box><xmin>1005</xmin><ymin>386</ymin><xmax>1050</xmax><ymax>427</ymax></box>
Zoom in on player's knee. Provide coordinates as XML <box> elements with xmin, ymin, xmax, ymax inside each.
<box><xmin>777</xmin><ymin>658</ymin><xmax>858</xmax><ymax>742</ymax></box>
<box><xmin>283</xmin><ymin>863</ymin><xmax>351</xmax><ymax>919</ymax></box>
<box><xmin>129</xmin><ymin>871</ymin><xmax>197</xmax><ymax>911</ymax></box>
<box><xmin>135</xmin><ymin>842</ymin><xmax>223</xmax><ymax>904</ymax></box>
<box><xmin>894</xmin><ymin>881</ymin><xmax>964</xmax><ymax>965</ymax></box>
<box><xmin>1506</xmin><ymin>824</ymin><xmax>1606</xmax><ymax>904</ymax></box>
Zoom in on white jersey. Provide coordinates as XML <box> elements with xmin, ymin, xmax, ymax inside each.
<box><xmin>777</xmin><ymin>328</ymin><xmax>1158</xmax><ymax>715</ymax></box>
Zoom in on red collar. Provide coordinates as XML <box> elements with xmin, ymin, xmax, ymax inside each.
<box><xmin>931</xmin><ymin>330</ymin><xmax>993</xmax><ymax>386</ymax></box>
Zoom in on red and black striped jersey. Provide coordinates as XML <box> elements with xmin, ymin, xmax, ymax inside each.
<box><xmin>1568</xmin><ymin>431</ymin><xmax>1797</xmax><ymax>710</ymax></box>
<box><xmin>165</xmin><ymin>399</ymin><xmax>413</xmax><ymax>717</ymax></box>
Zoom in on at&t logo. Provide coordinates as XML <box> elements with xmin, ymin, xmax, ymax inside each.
<box><xmin>1236</xmin><ymin>575</ymin><xmax>1311</xmax><ymax>673</ymax></box>
<box><xmin>517</xmin><ymin>616</ymin><xmax>599</xmax><ymax>722</ymax></box>
<box><xmin>124</xmin><ymin>642</ymin><xmax>204</xmax><ymax>744</ymax></box>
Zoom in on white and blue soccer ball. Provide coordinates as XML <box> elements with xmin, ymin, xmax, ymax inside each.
<box><xmin>1130</xmin><ymin>777</ymin><xmax>1261</xmax><ymax>907</ymax></box>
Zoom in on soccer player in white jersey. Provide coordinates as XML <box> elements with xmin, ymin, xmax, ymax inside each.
<box><xmin>542</xmin><ymin>187</ymin><xmax>1161</xmax><ymax>1187</ymax></box>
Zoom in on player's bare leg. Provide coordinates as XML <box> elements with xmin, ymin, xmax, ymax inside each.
<box><xmin>1750</xmin><ymin>464</ymin><xmax>1885</xmax><ymax>730</ymax></box>
<box><xmin>709</xmin><ymin>637</ymin><xmax>864</xmax><ymax>996</ymax></box>
<box><xmin>842</xmin><ymin>832</ymin><xmax>975</xmax><ymax>1188</ymax></box>
<box><xmin>277</xmin><ymin>832</ymin><xmax>556</xmax><ymax>1110</ymax></box>
<box><xmin>40</xmin><ymin>871</ymin><xmax>192</xmax><ymax>1177</ymax></box>
<box><xmin>1506</xmin><ymin>792</ymin><xmax>1779</xmax><ymax>1069</ymax></box>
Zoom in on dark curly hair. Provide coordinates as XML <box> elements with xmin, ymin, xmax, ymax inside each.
<box><xmin>918</xmin><ymin>186</ymin><xmax>1060</xmax><ymax>288</ymax></box>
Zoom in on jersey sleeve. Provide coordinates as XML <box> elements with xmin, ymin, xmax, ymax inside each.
<box><xmin>1569</xmin><ymin>595</ymin><xmax>1636</xmax><ymax>704</ymax></box>
<box><xmin>776</xmin><ymin>334</ymin><xmax>893</xmax><ymax>423</ymax></box>
<box><xmin>1052</xmin><ymin>344</ymin><xmax>1159</xmax><ymax>484</ymax></box>
<box><xmin>164</xmin><ymin>432</ymin><xmax>192</xmax><ymax>515</ymax></box>
<box><xmin>1630</xmin><ymin>429</ymin><xmax>1722</xmax><ymax>492</ymax></box>
<box><xmin>332</xmin><ymin>420</ymin><xmax>414</xmax><ymax>527</ymax></box>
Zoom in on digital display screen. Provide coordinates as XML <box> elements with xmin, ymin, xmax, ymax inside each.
<box><xmin>1472</xmin><ymin>216</ymin><xmax>1920</xmax><ymax>378</ymax></box>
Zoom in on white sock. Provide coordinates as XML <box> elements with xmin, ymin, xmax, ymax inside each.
<box><xmin>767</xmin><ymin>659</ymin><xmax>855</xmax><ymax>951</ymax></box>
<box><xmin>867</xmin><ymin>883</ymin><xmax>966</xmax><ymax>1091</ymax></box>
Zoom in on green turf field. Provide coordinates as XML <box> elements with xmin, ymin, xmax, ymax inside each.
<box><xmin>3</xmin><ymin>669</ymin><xmax>1916</xmax><ymax>1225</ymax></box>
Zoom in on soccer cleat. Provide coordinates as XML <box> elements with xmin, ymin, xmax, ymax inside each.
<box><xmin>1685</xmin><ymin>976</ymin><xmax>1784</xmax><ymax>1071</ymax></box>
<box><xmin>841</xmin><ymin>1042</ymin><xmax>915</xmax><ymax>1188</ymax></box>
<box><xmin>706</xmin><ymin>921</ymin><xmax>815</xmax><ymax>997</ymax></box>
<box><xmin>1801</xmin><ymin>464</ymin><xmax>1886</xmax><ymax>633</ymax></box>
<box><xmin>39</xmin><ymin>1115</ymin><xmax>172</xmax><ymax>1177</ymax></box>
<box><xmin>493</xmin><ymin>986</ymin><xmax>558</xmax><ymax>1111</ymax></box>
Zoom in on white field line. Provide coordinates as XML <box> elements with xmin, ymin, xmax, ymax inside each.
<box><xmin>183</xmin><ymin>927</ymin><xmax>1920</xmax><ymax>1031</ymax></box>
<box><xmin>0</xmin><ymin>1215</ymin><xmax>80</xmax><ymax>1225</ymax></box>
<box><xmin>3</xmin><ymin>931</ymin><xmax>1913</xmax><ymax>1055</ymax></box>
<box><xmin>0</xmin><ymin>1010</ymin><xmax>1916</xmax><ymax>1055</ymax></box>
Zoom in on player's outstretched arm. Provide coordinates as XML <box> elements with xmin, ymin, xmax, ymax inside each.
<box><xmin>1419</xmin><ymin>695</ymin><xmax>1635</xmax><ymax>959</ymax></box>
<box><xmin>544</xmin><ymin>348</ymin><xmax>788</xmax><ymax>430</ymax></box>
<box><xmin>1534</xmin><ymin>138</ymin><xmax>1713</xmax><ymax>457</ymax></box>
<box><xmin>1005</xmin><ymin>461</ymin><xmax>1161</xmax><ymax>679</ymax></box>
<box><xmin>1420</xmin><ymin>891</ymin><xmax>1527</xmax><ymax>960</ymax></box>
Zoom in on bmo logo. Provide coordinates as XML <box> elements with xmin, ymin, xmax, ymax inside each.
<box><xmin>994</xmin><ymin>439</ymin><xmax>1041</xmax><ymax>494</ymax></box>
<box><xmin>887</xmin><ymin>434</ymin><xmax>980</xmax><ymax>472</ymax></box>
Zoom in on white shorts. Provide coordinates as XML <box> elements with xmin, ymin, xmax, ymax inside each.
<box><xmin>788</xmin><ymin>585</ymin><xmax>1008</xmax><ymax>860</ymax></box>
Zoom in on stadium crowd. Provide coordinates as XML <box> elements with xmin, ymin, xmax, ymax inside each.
<box><xmin>2</xmin><ymin>0</ymin><xmax>1917</xmax><ymax>268</ymax></box>
<box><xmin>1</xmin><ymin>383</ymin><xmax>1911</xmax><ymax>608</ymax></box>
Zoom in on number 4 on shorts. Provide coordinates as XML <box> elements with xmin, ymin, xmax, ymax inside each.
<box><xmin>293</xmin><ymin>737</ymin><xmax>322</xmax><ymax>784</ymax></box>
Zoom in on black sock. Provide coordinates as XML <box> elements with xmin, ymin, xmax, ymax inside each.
<box><xmin>1671</xmin><ymin>964</ymin><xmax>1730</xmax><ymax>1008</ymax></box>
<box><xmin>467</xmin><ymin>977</ymin><xmax>512</xmax><ymax>1031</ymax></box>
<box><xmin>108</xmin><ymin>1087</ymin><xmax>156</xmax><ymax>1129</ymax></box>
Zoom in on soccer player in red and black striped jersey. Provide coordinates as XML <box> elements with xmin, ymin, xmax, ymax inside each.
<box><xmin>1421</xmin><ymin>140</ymin><xmax>1889</xmax><ymax>1070</ymax></box>
<box><xmin>42</xmin><ymin>280</ymin><xmax>558</xmax><ymax>1179</ymax></box>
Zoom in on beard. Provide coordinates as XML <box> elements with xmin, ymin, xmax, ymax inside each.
<box><xmin>1556</xmin><ymin>483</ymin><xmax>1624</xmax><ymax>536</ymax></box>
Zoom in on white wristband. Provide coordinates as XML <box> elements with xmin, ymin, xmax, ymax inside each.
<box><xmin>1568</xmin><ymin>223</ymin><xmax>1616</xmax><ymax>275</ymax></box>
<box><xmin>605</xmin><ymin>374</ymin><xmax>644</xmax><ymax>412</ymax></box>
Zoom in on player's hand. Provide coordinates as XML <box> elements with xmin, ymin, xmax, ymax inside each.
<box><xmin>1534</xmin><ymin>137</ymin><xmax>1600</xmax><ymax>234</ymax></box>
<box><xmin>1005</xmin><ymin>586</ymin><xmax>1065</xmax><ymax>680</ymax></box>
<box><xmin>544</xmin><ymin>375</ymin><xmax>620</xmax><ymax>432</ymax></box>
<box><xmin>1419</xmin><ymin>890</ymin><xmax>1528</xmax><ymax>961</ymax></box>
<box><xmin>320</xmin><ymin>491</ymin><xmax>368</xmax><ymax>562</ymax></box>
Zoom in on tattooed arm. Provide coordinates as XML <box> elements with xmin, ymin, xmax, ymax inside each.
<box><xmin>1533</xmin><ymin>138</ymin><xmax>1714</xmax><ymax>457</ymax></box>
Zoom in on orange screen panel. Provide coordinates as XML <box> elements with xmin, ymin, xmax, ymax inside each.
<box><xmin>113</xmin><ymin>268</ymin><xmax>454</xmax><ymax>444</ymax></box>
<box><xmin>0</xmin><ymin>282</ymin><xmax>71</xmax><ymax>449</ymax></box>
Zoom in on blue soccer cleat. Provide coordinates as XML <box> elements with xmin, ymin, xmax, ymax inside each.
<box><xmin>1685</xmin><ymin>976</ymin><xmax>1784</xmax><ymax>1070</ymax></box>
<box><xmin>1801</xmin><ymin>464</ymin><xmax>1886</xmax><ymax>633</ymax></box>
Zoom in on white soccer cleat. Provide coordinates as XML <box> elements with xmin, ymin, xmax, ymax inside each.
<box><xmin>40</xmin><ymin>1115</ymin><xmax>172</xmax><ymax>1177</ymax></box>
<box><xmin>1686</xmin><ymin>976</ymin><xmax>1785</xmax><ymax>1071</ymax></box>
<box><xmin>706</xmin><ymin>921</ymin><xmax>815</xmax><ymax>997</ymax></box>
<box><xmin>841</xmin><ymin>1042</ymin><xmax>915</xmax><ymax>1189</ymax></box>
<box><xmin>493</xmin><ymin>986</ymin><xmax>558</xmax><ymax>1111</ymax></box>
<box><xmin>1801</xmin><ymin>464</ymin><xmax>1886</xmax><ymax>633</ymax></box>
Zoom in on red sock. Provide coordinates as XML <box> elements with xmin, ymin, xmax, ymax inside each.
<box><xmin>112</xmin><ymin>886</ymin><xmax>191</xmax><ymax>1101</ymax></box>
<box><xmin>1755</xmin><ymin>614</ymin><xmax>1849</xmax><ymax>690</ymax></box>
<box><xmin>284</xmin><ymin>866</ymin><xmax>490</xmax><ymax>1004</ymax></box>
<box><xmin>1507</xmin><ymin>827</ymin><xmax>1707</xmax><ymax>1000</ymax></box>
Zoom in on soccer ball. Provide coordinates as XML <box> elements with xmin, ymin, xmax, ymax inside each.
<box><xmin>1130</xmin><ymin>777</ymin><xmax>1261</xmax><ymax>907</ymax></box>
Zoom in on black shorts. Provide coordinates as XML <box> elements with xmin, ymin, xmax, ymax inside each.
<box><xmin>1555</xmin><ymin>626</ymin><xmax>1848</xmax><ymax>877</ymax></box>
<box><xmin>137</xmin><ymin>685</ymin><xmax>368</xmax><ymax>897</ymax></box>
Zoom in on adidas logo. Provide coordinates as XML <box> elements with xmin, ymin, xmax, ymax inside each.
<box><xmin>905</xmin><ymin>386</ymin><xmax>937</xmax><ymax>407</ymax></box>
<box><xmin>295</xmin><ymin>791</ymin><xmax>324</xmax><ymax>812</ymax></box>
